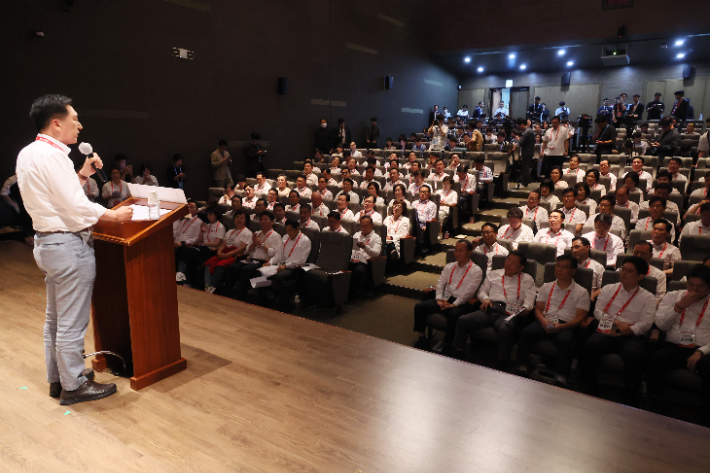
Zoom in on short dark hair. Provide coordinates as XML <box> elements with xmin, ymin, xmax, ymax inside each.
<box><xmin>599</xmin><ymin>195</ymin><xmax>616</xmax><ymax>207</ymax></box>
<box><xmin>573</xmin><ymin>236</ymin><xmax>590</xmax><ymax>247</ymax></box>
<box><xmin>669</xmin><ymin>157</ymin><xmax>683</xmax><ymax>166</ymax></box>
<box><xmin>360</xmin><ymin>216</ymin><xmax>373</xmax><ymax>225</ymax></box>
<box><xmin>301</xmin><ymin>203</ymin><xmax>311</xmax><ymax>212</ymax></box>
<box><xmin>594</xmin><ymin>213</ymin><xmax>613</xmax><ymax>225</ymax></box>
<box><xmin>624</xmin><ymin>255</ymin><xmax>649</xmax><ymax>276</ymax></box>
<box><xmin>656</xmin><ymin>169</ymin><xmax>672</xmax><ymax>182</ymax></box>
<box><xmin>654</xmin><ymin>182</ymin><xmax>671</xmax><ymax>192</ymax></box>
<box><xmin>250</xmin><ymin>132</ymin><xmax>260</xmax><ymax>140</ymax></box>
<box><xmin>273</xmin><ymin>203</ymin><xmax>284</xmax><ymax>211</ymax></box>
<box><xmin>343</xmin><ymin>178</ymin><xmax>354</xmax><ymax>187</ymax></box>
<box><xmin>648</xmin><ymin>196</ymin><xmax>667</xmax><ymax>207</ymax></box>
<box><xmin>653</xmin><ymin>218</ymin><xmax>672</xmax><ymax>233</ymax></box>
<box><xmin>549</xmin><ymin>209</ymin><xmax>565</xmax><ymax>219</ymax></box>
<box><xmin>674</xmin><ymin>90</ymin><xmax>684</xmax><ymax>96</ymax></box>
<box><xmin>231</xmin><ymin>194</ymin><xmax>242</xmax><ymax>203</ymax></box>
<box><xmin>688</xmin><ymin>264</ymin><xmax>710</xmax><ymax>287</ymax></box>
<box><xmin>367</xmin><ymin>181</ymin><xmax>380</xmax><ymax>192</ymax></box>
<box><xmin>660</xmin><ymin>117</ymin><xmax>674</xmax><ymax>127</ymax></box>
<box><xmin>474</xmin><ymin>156</ymin><xmax>485</xmax><ymax>164</ymax></box>
<box><xmin>562</xmin><ymin>188</ymin><xmax>576</xmax><ymax>198</ymax></box>
<box><xmin>173</xmin><ymin>153</ymin><xmax>183</xmax><ymax>162</ymax></box>
<box><xmin>556</xmin><ymin>254</ymin><xmax>578</xmax><ymax>270</ymax></box>
<box><xmin>539</xmin><ymin>180</ymin><xmax>554</xmax><ymax>193</ymax></box>
<box><xmin>586</xmin><ymin>169</ymin><xmax>600</xmax><ymax>182</ymax></box>
<box><xmin>632</xmin><ymin>156</ymin><xmax>645</xmax><ymax>164</ymax></box>
<box><xmin>338</xmin><ymin>193</ymin><xmax>350</xmax><ymax>202</ymax></box>
<box><xmin>456</xmin><ymin>239</ymin><xmax>474</xmax><ymax>251</ymax></box>
<box><xmin>481</xmin><ymin>222</ymin><xmax>499</xmax><ymax>233</ymax></box>
<box><xmin>420</xmin><ymin>184</ymin><xmax>431</xmax><ymax>193</ymax></box>
<box><xmin>231</xmin><ymin>209</ymin><xmax>245</xmax><ymax>219</ymax></box>
<box><xmin>507</xmin><ymin>207</ymin><xmax>523</xmax><ymax>219</ymax></box>
<box><xmin>218</xmin><ymin>139</ymin><xmax>228</xmax><ymax>147</ymax></box>
<box><xmin>508</xmin><ymin>250</ymin><xmax>527</xmax><ymax>267</ymax></box>
<box><xmin>328</xmin><ymin>212</ymin><xmax>341</xmax><ymax>221</ymax></box>
<box><xmin>700</xmin><ymin>202</ymin><xmax>710</xmax><ymax>213</ymax></box>
<box><xmin>261</xmin><ymin>210</ymin><xmax>275</xmax><ymax>221</ymax></box>
<box><xmin>139</xmin><ymin>163</ymin><xmax>151</xmax><ymax>174</ymax></box>
<box><xmin>29</xmin><ymin>94</ymin><xmax>73</xmax><ymax>131</ymax></box>
<box><xmin>285</xmin><ymin>218</ymin><xmax>300</xmax><ymax>229</ymax></box>
<box><xmin>623</xmin><ymin>172</ymin><xmax>640</xmax><ymax>187</ymax></box>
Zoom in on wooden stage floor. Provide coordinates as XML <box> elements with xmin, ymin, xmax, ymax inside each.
<box><xmin>1</xmin><ymin>240</ymin><xmax>709</xmax><ymax>473</ymax></box>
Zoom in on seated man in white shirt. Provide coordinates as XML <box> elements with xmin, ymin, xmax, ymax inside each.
<box><xmin>273</xmin><ymin>203</ymin><xmax>287</xmax><ymax>226</ymax></box>
<box><xmin>454</xmin><ymin>165</ymin><xmax>477</xmax><ymax>220</ymax></box>
<box><xmin>412</xmin><ymin>185</ymin><xmax>438</xmax><ymax>256</ymax></box>
<box><xmin>631</xmin><ymin>241</ymin><xmax>666</xmax><ymax>305</ymax></box>
<box><xmin>666</xmin><ymin>157</ymin><xmax>688</xmax><ymax>184</ymax></box>
<box><xmin>346</xmin><ymin>157</ymin><xmax>360</xmax><ymax>176</ymax></box>
<box><xmin>534</xmin><ymin>210</ymin><xmax>575</xmax><ymax>256</ymax></box>
<box><xmin>614</xmin><ymin>185</ymin><xmax>639</xmax><ymax>225</ymax></box>
<box><xmin>334</xmin><ymin>194</ymin><xmax>356</xmax><ymax>221</ymax></box>
<box><xmin>582</xmin><ymin>213</ymin><xmax>624</xmax><ymax>267</ymax></box>
<box><xmin>648</xmin><ymin>264</ymin><xmax>710</xmax><ymax>422</ymax></box>
<box><xmin>173</xmin><ymin>200</ymin><xmax>201</xmax><ymax>260</ymax></box>
<box><xmin>258</xmin><ymin>218</ymin><xmax>311</xmax><ymax>311</ymax></box>
<box><xmin>516</xmin><ymin>255</ymin><xmax>590</xmax><ymax>383</ymax></box>
<box><xmin>402</xmin><ymin>151</ymin><xmax>418</xmax><ymax>170</ymax></box>
<box><xmin>254</xmin><ymin>171</ymin><xmax>271</xmax><ymax>197</ymax></box>
<box><xmin>680</xmin><ymin>201</ymin><xmax>710</xmax><ymax>243</ymax></box>
<box><xmin>335</xmin><ymin>178</ymin><xmax>360</xmax><ymax>204</ymax></box>
<box><xmin>275</xmin><ymin>174</ymin><xmax>291</xmax><ymax>200</ymax></box>
<box><xmin>560</xmin><ymin>188</ymin><xmax>587</xmax><ymax>234</ymax></box>
<box><xmin>359</xmin><ymin>166</ymin><xmax>377</xmax><ymax>190</ymax></box>
<box><xmin>299</xmin><ymin>204</ymin><xmax>320</xmax><ymax>232</ymax></box>
<box><xmin>649</xmin><ymin>219</ymin><xmax>680</xmax><ymax>276</ymax></box>
<box><xmin>203</xmin><ymin>209</ymin><xmax>253</xmax><ymax>294</ymax></box>
<box><xmin>648</xmin><ymin>171</ymin><xmax>681</xmax><ymax>198</ymax></box>
<box><xmin>355</xmin><ymin>195</ymin><xmax>383</xmax><ymax>225</ymax></box>
<box><xmin>624</xmin><ymin>156</ymin><xmax>653</xmax><ymax>193</ymax></box>
<box><xmin>474</xmin><ymin>222</ymin><xmax>509</xmax><ymax>271</ymax></box>
<box><xmin>585</xmin><ymin>195</ymin><xmax>627</xmax><ymax>239</ymax></box>
<box><xmin>498</xmin><ymin>207</ymin><xmax>534</xmax><ymax>250</ymax></box>
<box><xmin>563</xmin><ymin>155</ymin><xmax>586</xmax><ymax>183</ymax></box>
<box><xmin>242</xmin><ymin>185</ymin><xmax>258</xmax><ymax>209</ymax></box>
<box><xmin>383</xmin><ymin>167</ymin><xmax>405</xmax><ymax>194</ymax></box>
<box><xmin>383</xmin><ymin>201</ymin><xmax>410</xmax><ymax>262</ymax></box>
<box><xmin>310</xmin><ymin>191</ymin><xmax>330</xmax><ymax>218</ymax></box>
<box><xmin>643</xmin><ymin>184</ymin><xmax>680</xmax><ymax>228</ymax></box>
<box><xmin>294</xmin><ymin>175</ymin><xmax>312</xmax><ymax>200</ymax></box>
<box><xmin>413</xmin><ymin>240</ymin><xmax>483</xmax><ymax>352</ymax></box>
<box><xmin>252</xmin><ymin>198</ymin><xmax>267</xmax><ymax>220</ymax></box>
<box><xmin>582</xmin><ymin>256</ymin><xmax>657</xmax><ymax>405</ymax></box>
<box><xmin>322</xmin><ymin>211</ymin><xmax>349</xmax><ymax>234</ymax></box>
<box><xmin>430</xmin><ymin>159</ymin><xmax>448</xmax><ymax>183</ymax></box>
<box><xmin>408</xmin><ymin>170</ymin><xmax>425</xmax><ymax>197</ymax></box>
<box><xmin>321</xmin><ymin>168</ymin><xmax>338</xmax><ymax>188</ymax></box>
<box><xmin>571</xmin><ymin>236</ymin><xmax>605</xmax><ymax>301</ymax></box>
<box><xmin>599</xmin><ymin>159</ymin><xmax>617</xmax><ymax>192</ymax></box>
<box><xmin>225</xmin><ymin>195</ymin><xmax>243</xmax><ymax>218</ymax></box>
<box><xmin>304</xmin><ymin>158</ymin><xmax>321</xmax><ymax>174</ymax></box>
<box><xmin>453</xmin><ymin>251</ymin><xmax>536</xmax><ymax>370</ymax></box>
<box><xmin>349</xmin><ymin>216</ymin><xmax>383</xmax><ymax>293</ymax></box>
<box><xmin>637</xmin><ymin>196</ymin><xmax>675</xmax><ymax>242</ymax></box>
<box><xmin>520</xmin><ymin>189</ymin><xmax>549</xmax><ymax>231</ymax></box>
<box><xmin>285</xmin><ymin>190</ymin><xmax>301</xmax><ymax>213</ymax></box>
<box><xmin>690</xmin><ymin>170</ymin><xmax>710</xmax><ymax>200</ymax></box>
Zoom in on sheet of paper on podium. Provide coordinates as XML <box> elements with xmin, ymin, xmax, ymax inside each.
<box><xmin>127</xmin><ymin>183</ymin><xmax>187</xmax><ymax>204</ymax></box>
<box><xmin>128</xmin><ymin>204</ymin><xmax>172</xmax><ymax>221</ymax></box>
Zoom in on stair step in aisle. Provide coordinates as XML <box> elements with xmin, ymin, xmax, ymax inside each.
<box><xmin>385</xmin><ymin>272</ymin><xmax>440</xmax><ymax>299</ymax></box>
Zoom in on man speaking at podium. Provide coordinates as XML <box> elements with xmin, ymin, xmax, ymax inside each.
<box><xmin>16</xmin><ymin>95</ymin><xmax>133</xmax><ymax>405</ymax></box>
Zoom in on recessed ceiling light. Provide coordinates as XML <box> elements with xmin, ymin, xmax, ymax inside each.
<box><xmin>477</xmin><ymin>67</ymin><xmax>484</xmax><ymax>73</ymax></box>
<box><xmin>464</xmin><ymin>57</ymin><xmax>471</xmax><ymax>63</ymax></box>
<box><xmin>567</xmin><ymin>61</ymin><xmax>574</xmax><ymax>67</ymax></box>
<box><xmin>558</xmin><ymin>50</ymin><xmax>566</xmax><ymax>56</ymax></box>
<box><xmin>675</xmin><ymin>40</ymin><xmax>685</xmax><ymax>46</ymax></box>
<box><xmin>677</xmin><ymin>53</ymin><xmax>686</xmax><ymax>59</ymax></box>
<box><xmin>509</xmin><ymin>53</ymin><xmax>516</xmax><ymax>59</ymax></box>
<box><xmin>520</xmin><ymin>64</ymin><xmax>526</xmax><ymax>70</ymax></box>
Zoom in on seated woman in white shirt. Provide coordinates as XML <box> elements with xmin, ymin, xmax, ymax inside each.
<box><xmin>585</xmin><ymin>169</ymin><xmax>607</xmax><ymax>197</ymax></box>
<box><xmin>387</xmin><ymin>183</ymin><xmax>411</xmax><ymax>215</ymax></box>
<box><xmin>102</xmin><ymin>168</ymin><xmax>130</xmax><ymax>208</ymax></box>
<box><xmin>383</xmin><ymin>200</ymin><xmax>411</xmax><ymax>262</ymax></box>
<box><xmin>176</xmin><ymin>206</ymin><xmax>225</xmax><ymax>287</ymax></box>
<box><xmin>366</xmin><ymin>181</ymin><xmax>385</xmax><ymax>206</ymax></box>
<box><xmin>563</xmin><ymin>155</ymin><xmax>586</xmax><ymax>183</ymax></box>
<box><xmin>436</xmin><ymin>176</ymin><xmax>458</xmax><ymax>236</ymax></box>
<box><xmin>134</xmin><ymin>163</ymin><xmax>158</xmax><ymax>186</ymax></box>
<box><xmin>203</xmin><ymin>209</ymin><xmax>253</xmax><ymax>294</ymax></box>
<box><xmin>346</xmin><ymin>157</ymin><xmax>360</xmax><ymax>175</ymax></box>
<box><xmin>329</xmin><ymin>156</ymin><xmax>341</xmax><ymax>172</ymax></box>
<box><xmin>539</xmin><ymin>180</ymin><xmax>560</xmax><ymax>206</ymax></box>
<box><xmin>621</xmin><ymin>172</ymin><xmax>644</xmax><ymax>203</ymax></box>
<box><xmin>550</xmin><ymin>167</ymin><xmax>568</xmax><ymax>189</ymax></box>
<box><xmin>574</xmin><ymin>182</ymin><xmax>597</xmax><ymax>215</ymax></box>
<box><xmin>218</xmin><ymin>184</ymin><xmax>236</xmax><ymax>205</ymax></box>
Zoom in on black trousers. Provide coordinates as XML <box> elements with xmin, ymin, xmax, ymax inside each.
<box><xmin>349</xmin><ymin>262</ymin><xmax>371</xmax><ymax>291</ymax></box>
<box><xmin>582</xmin><ymin>320</ymin><xmax>648</xmax><ymax>404</ymax></box>
<box><xmin>413</xmin><ymin>297</ymin><xmax>476</xmax><ymax>344</ymax></box>
<box><xmin>176</xmin><ymin>246</ymin><xmax>215</xmax><ymax>288</ymax></box>
<box><xmin>264</xmin><ymin>268</ymin><xmax>303</xmax><ymax>308</ymax></box>
<box><xmin>453</xmin><ymin>308</ymin><xmax>527</xmax><ymax>366</ymax></box>
<box><xmin>517</xmin><ymin>320</ymin><xmax>578</xmax><ymax>377</ymax></box>
<box><xmin>385</xmin><ymin>242</ymin><xmax>399</xmax><ymax>264</ymax></box>
<box><xmin>647</xmin><ymin>342</ymin><xmax>710</xmax><ymax>419</ymax></box>
<box><xmin>225</xmin><ymin>259</ymin><xmax>265</xmax><ymax>299</ymax></box>
<box><xmin>520</xmin><ymin>154</ymin><xmax>534</xmax><ymax>187</ymax></box>
<box><xmin>542</xmin><ymin>155</ymin><xmax>564</xmax><ymax>178</ymax></box>
<box><xmin>413</xmin><ymin>212</ymin><xmax>431</xmax><ymax>252</ymax></box>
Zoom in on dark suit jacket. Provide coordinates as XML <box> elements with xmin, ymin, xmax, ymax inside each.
<box><xmin>333</xmin><ymin>126</ymin><xmax>352</xmax><ymax>148</ymax></box>
<box><xmin>244</xmin><ymin>143</ymin><xmax>264</xmax><ymax>174</ymax></box>
<box><xmin>646</xmin><ymin>101</ymin><xmax>664</xmax><ymax>120</ymax></box>
<box><xmin>365</xmin><ymin>125</ymin><xmax>380</xmax><ymax>145</ymax></box>
<box><xmin>315</xmin><ymin>128</ymin><xmax>332</xmax><ymax>154</ymax></box>
<box><xmin>428</xmin><ymin>111</ymin><xmax>439</xmax><ymax>124</ymax></box>
<box><xmin>627</xmin><ymin>102</ymin><xmax>644</xmax><ymax>120</ymax></box>
<box><xmin>656</xmin><ymin>128</ymin><xmax>681</xmax><ymax>155</ymax></box>
<box><xmin>671</xmin><ymin>98</ymin><xmax>690</xmax><ymax>120</ymax></box>
<box><xmin>166</xmin><ymin>163</ymin><xmax>185</xmax><ymax>189</ymax></box>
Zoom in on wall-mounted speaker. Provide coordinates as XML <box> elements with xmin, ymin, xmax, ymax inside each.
<box><xmin>561</xmin><ymin>72</ymin><xmax>571</xmax><ymax>86</ymax></box>
<box><xmin>682</xmin><ymin>66</ymin><xmax>694</xmax><ymax>79</ymax></box>
<box><xmin>384</xmin><ymin>75</ymin><xmax>394</xmax><ymax>90</ymax></box>
<box><xmin>277</xmin><ymin>77</ymin><xmax>288</xmax><ymax>95</ymax></box>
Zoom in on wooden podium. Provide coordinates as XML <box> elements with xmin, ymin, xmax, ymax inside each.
<box><xmin>91</xmin><ymin>197</ymin><xmax>188</xmax><ymax>390</ymax></box>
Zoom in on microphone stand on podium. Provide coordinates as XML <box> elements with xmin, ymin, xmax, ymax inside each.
<box><xmin>90</xmin><ymin>184</ymin><xmax>189</xmax><ymax>390</ymax></box>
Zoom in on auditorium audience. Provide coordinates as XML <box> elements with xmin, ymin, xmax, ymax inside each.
<box><xmin>582</xmin><ymin>214</ymin><xmax>624</xmax><ymax>266</ymax></box>
<box><xmin>571</xmin><ymin>236</ymin><xmax>604</xmax><ymax>300</ymax></box>
<box><xmin>204</xmin><ymin>209</ymin><xmax>252</xmax><ymax>294</ymax></box>
<box><xmin>474</xmin><ymin>223</ymin><xmax>509</xmax><ymax>271</ymax></box>
<box><xmin>349</xmin><ymin>216</ymin><xmax>382</xmax><ymax>292</ymax></box>
<box><xmin>175</xmin><ymin>206</ymin><xmax>224</xmax><ymax>287</ymax></box>
<box><xmin>242</xmin><ymin>185</ymin><xmax>258</xmax><ymax>209</ymax></box>
<box><xmin>384</xmin><ymin>201</ymin><xmax>410</xmax><ymax>262</ymax></box>
<box><xmin>412</xmin><ymin>185</ymin><xmax>437</xmax><ymax>256</ymax></box>
<box><xmin>559</xmin><ymin>188</ymin><xmax>586</xmax><ymax>233</ymax></box>
<box><xmin>585</xmin><ymin>195</ymin><xmax>627</xmax><ymax>239</ymax></box>
<box><xmin>520</xmin><ymin>189</ymin><xmax>548</xmax><ymax>228</ymax></box>
<box><xmin>534</xmin><ymin>210</ymin><xmax>574</xmax><ymax>256</ymax></box>
<box><xmin>334</xmin><ymin>194</ymin><xmax>355</xmax><ymax>221</ymax></box>
<box><xmin>102</xmin><ymin>168</ymin><xmax>130</xmax><ymax>208</ymax></box>
<box><xmin>637</xmin><ymin>197</ymin><xmax>676</xmax><ymax>242</ymax></box>
<box><xmin>322</xmin><ymin>212</ymin><xmax>349</xmax><ymax>234</ymax></box>
<box><xmin>135</xmin><ymin>163</ymin><xmax>158</xmax><ymax>186</ymax></box>
<box><xmin>254</xmin><ymin>172</ymin><xmax>271</xmax><ymax>197</ymax></box>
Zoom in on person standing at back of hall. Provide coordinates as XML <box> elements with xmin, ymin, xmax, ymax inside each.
<box><xmin>364</xmin><ymin>117</ymin><xmax>380</xmax><ymax>150</ymax></box>
<box><xmin>211</xmin><ymin>139</ymin><xmax>233</xmax><ymax>187</ymax></box>
<box><xmin>17</xmin><ymin>94</ymin><xmax>134</xmax><ymax>406</ymax></box>
<box><xmin>244</xmin><ymin>132</ymin><xmax>266</xmax><ymax>178</ymax></box>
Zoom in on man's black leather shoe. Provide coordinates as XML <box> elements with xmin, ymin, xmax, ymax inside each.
<box><xmin>49</xmin><ymin>368</ymin><xmax>96</xmax><ymax>398</ymax></box>
<box><xmin>60</xmin><ymin>380</ymin><xmax>117</xmax><ymax>405</ymax></box>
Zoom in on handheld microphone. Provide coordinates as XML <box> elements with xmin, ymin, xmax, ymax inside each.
<box><xmin>78</xmin><ymin>142</ymin><xmax>107</xmax><ymax>182</ymax></box>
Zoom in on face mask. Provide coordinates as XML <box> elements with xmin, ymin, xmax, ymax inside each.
<box><xmin>321</xmin><ymin>123</ymin><xmax>327</xmax><ymax>128</ymax></box>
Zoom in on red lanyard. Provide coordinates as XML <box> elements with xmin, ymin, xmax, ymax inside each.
<box><xmin>502</xmin><ymin>226</ymin><xmax>512</xmax><ymax>239</ymax></box>
<box><xmin>645</xmin><ymin>218</ymin><xmax>651</xmax><ymax>231</ymax></box>
<box><xmin>584</xmin><ymin>259</ymin><xmax>592</xmax><ymax>268</ymax></box>
<box><xmin>565</xmin><ymin>208</ymin><xmax>576</xmax><ymax>222</ymax></box>
<box><xmin>602</xmin><ymin>285</ymin><xmax>640</xmax><ymax>316</ymax></box>
<box><xmin>283</xmin><ymin>233</ymin><xmax>303</xmax><ymax>258</ymax></box>
<box><xmin>657</xmin><ymin>242</ymin><xmax>668</xmax><ymax>258</ymax></box>
<box><xmin>260</xmin><ymin>230</ymin><xmax>274</xmax><ymax>242</ymax></box>
<box><xmin>179</xmin><ymin>217</ymin><xmax>199</xmax><ymax>234</ymax></box>
<box><xmin>390</xmin><ymin>216</ymin><xmax>403</xmax><ymax>234</ymax></box>
<box><xmin>448</xmin><ymin>262</ymin><xmax>473</xmax><ymax>291</ymax></box>
<box><xmin>596</xmin><ymin>234</ymin><xmax>610</xmax><ymax>252</ymax></box>
<box><xmin>545</xmin><ymin>282</ymin><xmax>572</xmax><ymax>313</ymax></box>
<box><xmin>550</xmin><ymin>127</ymin><xmax>560</xmax><ymax>142</ymax></box>
<box><xmin>230</xmin><ymin>227</ymin><xmax>245</xmax><ymax>242</ymax></box>
<box><xmin>111</xmin><ymin>181</ymin><xmax>122</xmax><ymax>197</ymax></box>
<box><xmin>502</xmin><ymin>273</ymin><xmax>521</xmax><ymax>303</ymax></box>
<box><xmin>679</xmin><ymin>294</ymin><xmax>710</xmax><ymax>328</ymax></box>
<box><xmin>544</xmin><ymin>230</ymin><xmax>561</xmax><ymax>246</ymax></box>
<box><xmin>35</xmin><ymin>135</ymin><xmax>65</xmax><ymax>151</ymax></box>
<box><xmin>526</xmin><ymin>206</ymin><xmax>539</xmax><ymax>220</ymax></box>
<box><xmin>206</xmin><ymin>222</ymin><xmax>221</xmax><ymax>242</ymax></box>
<box><xmin>484</xmin><ymin>243</ymin><xmax>499</xmax><ymax>256</ymax></box>
<box><xmin>444</xmin><ymin>189</ymin><xmax>452</xmax><ymax>199</ymax></box>
<box><xmin>700</xmin><ymin>224</ymin><xmax>706</xmax><ymax>235</ymax></box>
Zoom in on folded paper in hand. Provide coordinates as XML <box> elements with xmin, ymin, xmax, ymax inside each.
<box><xmin>250</xmin><ymin>276</ymin><xmax>271</xmax><ymax>288</ymax></box>
<box><xmin>258</xmin><ymin>265</ymin><xmax>278</xmax><ymax>277</ymax></box>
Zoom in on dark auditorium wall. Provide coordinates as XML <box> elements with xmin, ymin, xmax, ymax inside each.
<box><xmin>424</xmin><ymin>0</ymin><xmax>710</xmax><ymax>53</ymax></box>
<box><xmin>0</xmin><ymin>0</ymin><xmax>457</xmax><ymax>199</ymax></box>
<box><xmin>459</xmin><ymin>63</ymin><xmax>710</xmax><ymax>118</ymax></box>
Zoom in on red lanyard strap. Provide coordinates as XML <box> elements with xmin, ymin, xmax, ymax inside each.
<box><xmin>602</xmin><ymin>285</ymin><xmax>640</xmax><ymax>316</ymax></box>
<box><xmin>35</xmin><ymin>135</ymin><xmax>64</xmax><ymax>151</ymax></box>
<box><xmin>448</xmin><ymin>262</ymin><xmax>473</xmax><ymax>291</ymax></box>
<box><xmin>502</xmin><ymin>273</ymin><xmax>521</xmax><ymax>303</ymax></box>
<box><xmin>679</xmin><ymin>294</ymin><xmax>710</xmax><ymax>328</ymax></box>
<box><xmin>545</xmin><ymin>282</ymin><xmax>572</xmax><ymax>313</ymax></box>
<box><xmin>283</xmin><ymin>233</ymin><xmax>303</xmax><ymax>258</ymax></box>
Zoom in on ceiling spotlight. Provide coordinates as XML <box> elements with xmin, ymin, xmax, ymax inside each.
<box><xmin>464</xmin><ymin>57</ymin><xmax>471</xmax><ymax>63</ymax></box>
<box><xmin>520</xmin><ymin>64</ymin><xmax>526</xmax><ymax>70</ymax></box>
<box><xmin>675</xmin><ymin>40</ymin><xmax>685</xmax><ymax>46</ymax></box>
<box><xmin>567</xmin><ymin>61</ymin><xmax>574</xmax><ymax>67</ymax></box>
<box><xmin>558</xmin><ymin>50</ymin><xmax>566</xmax><ymax>56</ymax></box>
<box><xmin>508</xmin><ymin>53</ymin><xmax>516</xmax><ymax>59</ymax></box>
<box><xmin>677</xmin><ymin>53</ymin><xmax>686</xmax><ymax>59</ymax></box>
<box><xmin>477</xmin><ymin>67</ymin><xmax>484</xmax><ymax>73</ymax></box>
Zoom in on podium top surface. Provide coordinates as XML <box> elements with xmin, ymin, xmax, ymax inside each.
<box><xmin>92</xmin><ymin>197</ymin><xmax>188</xmax><ymax>246</ymax></box>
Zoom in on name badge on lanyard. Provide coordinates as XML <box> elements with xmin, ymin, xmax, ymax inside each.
<box><xmin>679</xmin><ymin>329</ymin><xmax>696</xmax><ymax>348</ymax></box>
<box><xmin>545</xmin><ymin>313</ymin><xmax>559</xmax><ymax>325</ymax></box>
<box><xmin>598</xmin><ymin>313</ymin><xmax>616</xmax><ymax>334</ymax></box>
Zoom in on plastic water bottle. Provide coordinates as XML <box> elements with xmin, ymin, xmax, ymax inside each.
<box><xmin>148</xmin><ymin>190</ymin><xmax>160</xmax><ymax>220</ymax></box>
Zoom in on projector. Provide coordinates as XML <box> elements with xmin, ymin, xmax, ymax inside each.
<box><xmin>601</xmin><ymin>45</ymin><xmax>629</xmax><ymax>66</ymax></box>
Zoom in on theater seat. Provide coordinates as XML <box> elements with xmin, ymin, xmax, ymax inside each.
<box><xmin>302</xmin><ymin>231</ymin><xmax>352</xmax><ymax>314</ymax></box>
